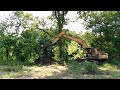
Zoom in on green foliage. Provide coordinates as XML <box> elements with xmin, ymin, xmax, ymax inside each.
<box><xmin>0</xmin><ymin>11</ymin><xmax>120</xmax><ymax>67</ymax></box>
<box><xmin>80</xmin><ymin>61</ymin><xmax>99</xmax><ymax>74</ymax></box>
<box><xmin>67</xmin><ymin>41</ymin><xmax>82</xmax><ymax>60</ymax></box>
<box><xmin>78</xmin><ymin>11</ymin><xmax>120</xmax><ymax>63</ymax></box>
<box><xmin>51</xmin><ymin>11</ymin><xmax>69</xmax><ymax>62</ymax></box>
<box><xmin>0</xmin><ymin>11</ymin><xmax>85</xmax><ymax>66</ymax></box>
<box><xmin>0</xmin><ymin>60</ymin><xmax>23</xmax><ymax>66</ymax></box>
<box><xmin>68</xmin><ymin>61</ymin><xmax>100</xmax><ymax>75</ymax></box>
<box><xmin>0</xmin><ymin>11</ymin><xmax>50</xmax><ymax>65</ymax></box>
<box><xmin>0</xmin><ymin>65</ymin><xmax>23</xmax><ymax>72</ymax></box>
<box><xmin>102</xmin><ymin>63</ymin><xmax>117</xmax><ymax>70</ymax></box>
<box><xmin>51</xmin><ymin>11</ymin><xmax>68</xmax><ymax>27</ymax></box>
<box><xmin>81</xmin><ymin>32</ymin><xmax>96</xmax><ymax>47</ymax></box>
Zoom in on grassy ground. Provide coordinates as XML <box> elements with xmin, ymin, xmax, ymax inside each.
<box><xmin>0</xmin><ymin>62</ymin><xmax>120</xmax><ymax>79</ymax></box>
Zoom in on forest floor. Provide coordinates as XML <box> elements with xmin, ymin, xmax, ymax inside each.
<box><xmin>0</xmin><ymin>63</ymin><xmax>120</xmax><ymax>79</ymax></box>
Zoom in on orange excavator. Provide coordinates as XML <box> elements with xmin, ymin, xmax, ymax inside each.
<box><xmin>43</xmin><ymin>31</ymin><xmax>108</xmax><ymax>62</ymax></box>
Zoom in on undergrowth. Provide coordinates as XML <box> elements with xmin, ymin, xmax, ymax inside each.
<box><xmin>67</xmin><ymin>60</ymin><xmax>100</xmax><ymax>75</ymax></box>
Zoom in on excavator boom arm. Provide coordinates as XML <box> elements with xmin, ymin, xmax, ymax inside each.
<box><xmin>43</xmin><ymin>31</ymin><xmax>108</xmax><ymax>60</ymax></box>
<box><xmin>63</xmin><ymin>34</ymin><xmax>88</xmax><ymax>48</ymax></box>
<box><xmin>49</xmin><ymin>31</ymin><xmax>88</xmax><ymax>48</ymax></box>
<box><xmin>51</xmin><ymin>31</ymin><xmax>65</xmax><ymax>45</ymax></box>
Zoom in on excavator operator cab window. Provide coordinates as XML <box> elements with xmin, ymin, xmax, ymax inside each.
<box><xmin>87</xmin><ymin>48</ymin><xmax>92</xmax><ymax>53</ymax></box>
<box><xmin>84</xmin><ymin>48</ymin><xmax>92</xmax><ymax>53</ymax></box>
<box><xmin>83</xmin><ymin>48</ymin><xmax>92</xmax><ymax>57</ymax></box>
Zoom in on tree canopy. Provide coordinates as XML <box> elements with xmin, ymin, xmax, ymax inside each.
<box><xmin>0</xmin><ymin>11</ymin><xmax>119</xmax><ymax>66</ymax></box>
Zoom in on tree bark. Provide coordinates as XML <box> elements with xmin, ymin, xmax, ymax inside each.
<box><xmin>58</xmin><ymin>17</ymin><xmax>63</xmax><ymax>59</ymax></box>
<box><xmin>53</xmin><ymin>11</ymin><xmax>68</xmax><ymax>60</ymax></box>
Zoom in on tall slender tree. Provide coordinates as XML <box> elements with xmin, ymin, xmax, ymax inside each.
<box><xmin>51</xmin><ymin>11</ymin><xmax>68</xmax><ymax>60</ymax></box>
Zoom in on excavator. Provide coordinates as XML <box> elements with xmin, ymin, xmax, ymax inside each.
<box><xmin>42</xmin><ymin>31</ymin><xmax>108</xmax><ymax>64</ymax></box>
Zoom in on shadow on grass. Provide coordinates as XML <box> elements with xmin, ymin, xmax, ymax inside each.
<box><xmin>1</xmin><ymin>62</ymin><xmax>120</xmax><ymax>79</ymax></box>
<box><xmin>43</xmin><ymin>68</ymin><xmax>120</xmax><ymax>79</ymax></box>
<box><xmin>0</xmin><ymin>65</ymin><xmax>33</xmax><ymax>79</ymax></box>
<box><xmin>42</xmin><ymin>62</ymin><xmax>120</xmax><ymax>79</ymax></box>
<box><xmin>0</xmin><ymin>65</ymin><xmax>24</xmax><ymax>72</ymax></box>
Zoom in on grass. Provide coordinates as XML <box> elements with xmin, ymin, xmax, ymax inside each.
<box><xmin>0</xmin><ymin>61</ymin><xmax>120</xmax><ymax>79</ymax></box>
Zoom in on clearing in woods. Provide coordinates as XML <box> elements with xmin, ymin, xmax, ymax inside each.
<box><xmin>0</xmin><ymin>63</ymin><xmax>120</xmax><ymax>79</ymax></box>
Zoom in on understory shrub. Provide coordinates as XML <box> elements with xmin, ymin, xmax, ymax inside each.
<box><xmin>67</xmin><ymin>60</ymin><xmax>100</xmax><ymax>75</ymax></box>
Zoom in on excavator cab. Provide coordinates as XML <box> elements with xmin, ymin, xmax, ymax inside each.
<box><xmin>82</xmin><ymin>47</ymin><xmax>108</xmax><ymax>61</ymax></box>
<box><xmin>83</xmin><ymin>48</ymin><xmax>93</xmax><ymax>57</ymax></box>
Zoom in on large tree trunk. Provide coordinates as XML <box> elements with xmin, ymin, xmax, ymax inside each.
<box><xmin>52</xmin><ymin>11</ymin><xmax>68</xmax><ymax>61</ymax></box>
<box><xmin>58</xmin><ymin>19</ymin><xmax>63</xmax><ymax>60</ymax></box>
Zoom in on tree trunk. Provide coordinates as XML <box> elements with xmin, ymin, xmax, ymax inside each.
<box><xmin>53</xmin><ymin>11</ymin><xmax>68</xmax><ymax>61</ymax></box>
<box><xmin>6</xmin><ymin>48</ymin><xmax>9</xmax><ymax>60</ymax></box>
<box><xmin>58</xmin><ymin>23</ymin><xmax>62</xmax><ymax>59</ymax></box>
